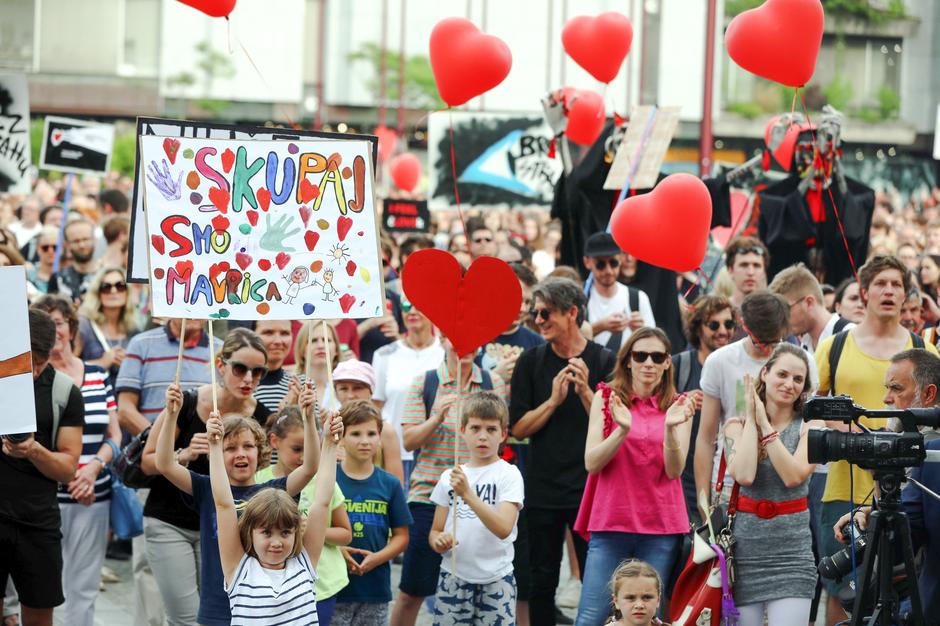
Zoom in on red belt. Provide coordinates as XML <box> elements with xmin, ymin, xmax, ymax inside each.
<box><xmin>736</xmin><ymin>495</ymin><xmax>807</xmax><ymax>519</ymax></box>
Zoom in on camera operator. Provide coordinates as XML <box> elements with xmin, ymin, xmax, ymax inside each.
<box><xmin>832</xmin><ymin>348</ymin><xmax>940</xmax><ymax>620</ymax></box>
<box><xmin>0</xmin><ymin>309</ymin><xmax>84</xmax><ymax>626</ymax></box>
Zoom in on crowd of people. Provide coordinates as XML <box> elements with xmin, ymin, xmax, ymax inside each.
<box><xmin>0</xmin><ymin>173</ymin><xmax>938</xmax><ymax>626</ymax></box>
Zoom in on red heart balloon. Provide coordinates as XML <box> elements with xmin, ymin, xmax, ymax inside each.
<box><xmin>373</xmin><ymin>125</ymin><xmax>398</xmax><ymax>163</ymax></box>
<box><xmin>176</xmin><ymin>0</ymin><xmax>236</xmax><ymax>18</ymax></box>
<box><xmin>389</xmin><ymin>153</ymin><xmax>421</xmax><ymax>192</ymax></box>
<box><xmin>564</xmin><ymin>89</ymin><xmax>606</xmax><ymax>147</ymax></box>
<box><xmin>562</xmin><ymin>12</ymin><xmax>633</xmax><ymax>83</ymax></box>
<box><xmin>429</xmin><ymin>18</ymin><xmax>512</xmax><ymax>107</ymax></box>
<box><xmin>610</xmin><ymin>173</ymin><xmax>712</xmax><ymax>273</ymax></box>
<box><xmin>402</xmin><ymin>249</ymin><xmax>522</xmax><ymax>358</ymax></box>
<box><xmin>725</xmin><ymin>0</ymin><xmax>824</xmax><ymax>87</ymax></box>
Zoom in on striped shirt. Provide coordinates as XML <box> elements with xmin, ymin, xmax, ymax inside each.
<box><xmin>226</xmin><ymin>549</ymin><xmax>319</xmax><ymax>626</ymax></box>
<box><xmin>401</xmin><ymin>363</ymin><xmax>507</xmax><ymax>505</ymax></box>
<box><xmin>114</xmin><ymin>325</ymin><xmax>220</xmax><ymax>421</ymax></box>
<box><xmin>58</xmin><ymin>364</ymin><xmax>115</xmax><ymax>503</ymax></box>
<box><xmin>254</xmin><ymin>368</ymin><xmax>293</xmax><ymax>413</ymax></box>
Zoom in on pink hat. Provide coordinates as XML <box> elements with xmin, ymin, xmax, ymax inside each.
<box><xmin>332</xmin><ymin>360</ymin><xmax>376</xmax><ymax>391</ymax></box>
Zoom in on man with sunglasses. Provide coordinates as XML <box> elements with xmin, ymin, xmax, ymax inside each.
<box><xmin>582</xmin><ymin>232</ymin><xmax>655</xmax><ymax>353</ymax></box>
<box><xmin>770</xmin><ymin>264</ymin><xmax>854</xmax><ymax>355</ymax></box>
<box><xmin>725</xmin><ymin>236</ymin><xmax>769</xmax><ymax>310</ymax></box>
<box><xmin>467</xmin><ymin>217</ymin><xmax>498</xmax><ymax>259</ymax></box>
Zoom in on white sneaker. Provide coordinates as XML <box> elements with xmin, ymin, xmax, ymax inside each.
<box><xmin>556</xmin><ymin>577</ymin><xmax>582</xmax><ymax>608</ymax></box>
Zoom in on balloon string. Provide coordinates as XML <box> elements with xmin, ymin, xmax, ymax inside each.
<box><xmin>448</xmin><ymin>112</ymin><xmax>472</xmax><ymax>259</ymax></box>
<box><xmin>412</xmin><ymin>104</ymin><xmax>452</xmax><ymax>138</ymax></box>
<box><xmin>225</xmin><ymin>17</ymin><xmax>233</xmax><ymax>55</ymax></box>
<box><xmin>790</xmin><ymin>86</ymin><xmax>799</xmax><ymax>117</ymax></box>
<box><xmin>796</xmin><ymin>90</ymin><xmax>860</xmax><ymax>286</ymax></box>
<box><xmin>236</xmin><ymin>37</ymin><xmax>299</xmax><ymax>130</ymax></box>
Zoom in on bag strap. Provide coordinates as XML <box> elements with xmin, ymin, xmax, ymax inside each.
<box><xmin>421</xmin><ymin>369</ymin><xmax>440</xmax><ymax>419</ymax></box>
<box><xmin>910</xmin><ymin>330</ymin><xmax>925</xmax><ymax>349</ymax></box>
<box><xmin>827</xmin><ymin>329</ymin><xmax>850</xmax><ymax>396</ymax></box>
<box><xmin>832</xmin><ymin>316</ymin><xmax>851</xmax><ymax>334</ymax></box>
<box><xmin>713</xmin><ymin>450</ymin><xmax>741</xmax><ymax>516</ymax></box>
<box><xmin>627</xmin><ymin>286</ymin><xmax>640</xmax><ymax>313</ymax></box>
<box><xmin>675</xmin><ymin>350</ymin><xmax>693</xmax><ymax>393</ymax></box>
<box><xmin>88</xmin><ymin>319</ymin><xmax>112</xmax><ymax>352</ymax></box>
<box><xmin>480</xmin><ymin>368</ymin><xmax>493</xmax><ymax>390</ymax></box>
<box><xmin>50</xmin><ymin>370</ymin><xmax>74</xmax><ymax>450</ymax></box>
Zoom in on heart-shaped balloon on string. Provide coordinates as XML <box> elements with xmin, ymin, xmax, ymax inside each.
<box><xmin>429</xmin><ymin>18</ymin><xmax>512</xmax><ymax>107</ymax></box>
<box><xmin>562</xmin><ymin>12</ymin><xmax>633</xmax><ymax>83</ymax></box>
<box><xmin>176</xmin><ymin>0</ymin><xmax>236</xmax><ymax>18</ymax></box>
<box><xmin>725</xmin><ymin>0</ymin><xmax>824</xmax><ymax>87</ymax></box>
<box><xmin>373</xmin><ymin>125</ymin><xmax>398</xmax><ymax>163</ymax></box>
<box><xmin>389</xmin><ymin>153</ymin><xmax>421</xmax><ymax>192</ymax></box>
<box><xmin>402</xmin><ymin>249</ymin><xmax>522</xmax><ymax>358</ymax></box>
<box><xmin>609</xmin><ymin>173</ymin><xmax>712</xmax><ymax>273</ymax></box>
<box><xmin>564</xmin><ymin>89</ymin><xmax>606</xmax><ymax>146</ymax></box>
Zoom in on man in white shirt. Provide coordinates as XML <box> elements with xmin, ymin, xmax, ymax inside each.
<box><xmin>769</xmin><ymin>263</ymin><xmax>855</xmax><ymax>355</ymax></box>
<box><xmin>582</xmin><ymin>232</ymin><xmax>655</xmax><ymax>353</ymax></box>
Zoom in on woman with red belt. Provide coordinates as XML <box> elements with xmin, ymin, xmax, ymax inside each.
<box><xmin>723</xmin><ymin>343</ymin><xmax>824</xmax><ymax>625</ymax></box>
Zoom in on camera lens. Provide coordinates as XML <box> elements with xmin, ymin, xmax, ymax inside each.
<box><xmin>818</xmin><ymin>533</ymin><xmax>867</xmax><ymax>580</ymax></box>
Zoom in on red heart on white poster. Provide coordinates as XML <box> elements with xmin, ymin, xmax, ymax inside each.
<box><xmin>51</xmin><ymin>130</ymin><xmax>64</xmax><ymax>146</ymax></box>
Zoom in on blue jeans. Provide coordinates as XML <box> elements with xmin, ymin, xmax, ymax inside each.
<box><xmin>574</xmin><ymin>531</ymin><xmax>682</xmax><ymax>626</ymax></box>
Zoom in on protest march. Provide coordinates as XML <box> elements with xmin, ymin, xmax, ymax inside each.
<box><xmin>1</xmin><ymin>2</ymin><xmax>940</xmax><ymax>626</ymax></box>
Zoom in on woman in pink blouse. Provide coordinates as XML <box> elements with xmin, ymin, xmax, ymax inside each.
<box><xmin>574</xmin><ymin>327</ymin><xmax>699</xmax><ymax>626</ymax></box>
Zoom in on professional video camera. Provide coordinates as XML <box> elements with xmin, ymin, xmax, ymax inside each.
<box><xmin>802</xmin><ymin>396</ymin><xmax>940</xmax><ymax>626</ymax></box>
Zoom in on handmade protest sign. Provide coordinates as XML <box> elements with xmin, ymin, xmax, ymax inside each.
<box><xmin>383</xmin><ymin>199</ymin><xmax>430</xmax><ymax>233</ymax></box>
<box><xmin>0</xmin><ymin>266</ymin><xmax>36</xmax><ymax>436</ymax></box>
<box><xmin>39</xmin><ymin>116</ymin><xmax>115</xmax><ymax>176</ymax></box>
<box><xmin>603</xmin><ymin>105</ymin><xmax>680</xmax><ymax>191</ymax></box>
<box><xmin>0</xmin><ymin>73</ymin><xmax>32</xmax><ymax>194</ymax></box>
<box><xmin>140</xmin><ymin>135</ymin><xmax>383</xmax><ymax>320</ymax></box>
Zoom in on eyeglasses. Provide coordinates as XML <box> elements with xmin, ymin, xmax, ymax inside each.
<box><xmin>593</xmin><ymin>258</ymin><xmax>620</xmax><ymax>271</ymax></box>
<box><xmin>630</xmin><ymin>351</ymin><xmax>669</xmax><ymax>364</ymax></box>
<box><xmin>100</xmin><ymin>281</ymin><xmax>127</xmax><ymax>294</ymax></box>
<box><xmin>39</xmin><ymin>244</ymin><xmax>56</xmax><ymax>252</ymax></box>
<box><xmin>705</xmin><ymin>320</ymin><xmax>736</xmax><ymax>332</ymax></box>
<box><xmin>224</xmin><ymin>360</ymin><xmax>268</xmax><ymax>380</ymax></box>
<box><xmin>472</xmin><ymin>236</ymin><xmax>493</xmax><ymax>244</ymax></box>
<box><xmin>530</xmin><ymin>307</ymin><xmax>554</xmax><ymax>322</ymax></box>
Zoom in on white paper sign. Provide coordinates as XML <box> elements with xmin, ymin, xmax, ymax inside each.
<box><xmin>0</xmin><ymin>73</ymin><xmax>32</xmax><ymax>194</ymax></box>
<box><xmin>0</xmin><ymin>266</ymin><xmax>36</xmax><ymax>436</ymax></box>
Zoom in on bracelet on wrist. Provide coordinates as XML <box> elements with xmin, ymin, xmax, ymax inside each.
<box><xmin>92</xmin><ymin>455</ymin><xmax>106</xmax><ymax>468</ymax></box>
<box><xmin>759</xmin><ymin>431</ymin><xmax>779</xmax><ymax>446</ymax></box>
<box><xmin>175</xmin><ymin>448</ymin><xmax>189</xmax><ymax>467</ymax></box>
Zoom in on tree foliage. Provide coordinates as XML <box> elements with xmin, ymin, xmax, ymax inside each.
<box><xmin>347</xmin><ymin>42</ymin><xmax>444</xmax><ymax>110</ymax></box>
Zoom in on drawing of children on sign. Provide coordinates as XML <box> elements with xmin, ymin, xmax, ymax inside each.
<box><xmin>283</xmin><ymin>266</ymin><xmax>313</xmax><ymax>305</ymax></box>
<box><xmin>313</xmin><ymin>269</ymin><xmax>338</xmax><ymax>302</ymax></box>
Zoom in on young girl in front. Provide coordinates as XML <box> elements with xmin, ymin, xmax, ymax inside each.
<box><xmin>209</xmin><ymin>408</ymin><xmax>344</xmax><ymax>625</ymax></box>
<box><xmin>260</xmin><ymin>407</ymin><xmax>352</xmax><ymax>625</ymax></box>
<box><xmin>606</xmin><ymin>560</ymin><xmax>667</xmax><ymax>626</ymax></box>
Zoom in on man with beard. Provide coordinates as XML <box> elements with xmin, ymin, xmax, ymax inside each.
<box><xmin>59</xmin><ymin>219</ymin><xmax>98</xmax><ymax>299</ymax></box>
<box><xmin>672</xmin><ymin>295</ymin><xmax>735</xmax><ymax>520</ymax></box>
<box><xmin>769</xmin><ymin>264</ymin><xmax>855</xmax><ymax>355</ymax></box>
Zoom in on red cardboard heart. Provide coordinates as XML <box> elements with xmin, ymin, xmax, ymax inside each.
<box><xmin>562</xmin><ymin>12</ymin><xmax>633</xmax><ymax>83</ymax></box>
<box><xmin>609</xmin><ymin>173</ymin><xmax>712</xmax><ymax>273</ymax></box>
<box><xmin>429</xmin><ymin>18</ymin><xmax>512</xmax><ymax>107</ymax></box>
<box><xmin>337</xmin><ymin>216</ymin><xmax>353</xmax><ymax>242</ymax></box>
<box><xmin>151</xmin><ymin>235</ymin><xmax>165</xmax><ymax>255</ymax></box>
<box><xmin>275</xmin><ymin>252</ymin><xmax>291</xmax><ymax>270</ymax></box>
<box><xmin>402</xmin><ymin>249</ymin><xmax>522</xmax><ymax>358</ymax></box>
<box><xmin>725</xmin><ymin>0</ymin><xmax>824</xmax><ymax>87</ymax></box>
<box><xmin>221</xmin><ymin>148</ymin><xmax>235</xmax><ymax>173</ymax></box>
<box><xmin>258</xmin><ymin>259</ymin><xmax>272</xmax><ymax>271</ymax></box>
<box><xmin>256</xmin><ymin>188</ymin><xmax>271</xmax><ymax>212</ymax></box>
<box><xmin>299</xmin><ymin>179</ymin><xmax>319</xmax><ymax>204</ymax></box>
<box><xmin>304</xmin><ymin>231</ymin><xmax>320</xmax><ymax>252</ymax></box>
<box><xmin>298</xmin><ymin>205</ymin><xmax>312</xmax><ymax>227</ymax></box>
<box><xmin>235</xmin><ymin>252</ymin><xmax>252</xmax><ymax>271</ymax></box>
<box><xmin>163</xmin><ymin>138</ymin><xmax>181</xmax><ymax>165</ymax></box>
<box><xmin>209</xmin><ymin>186</ymin><xmax>229</xmax><ymax>214</ymax></box>
<box><xmin>339</xmin><ymin>293</ymin><xmax>356</xmax><ymax>314</ymax></box>
<box><xmin>246</xmin><ymin>210</ymin><xmax>259</xmax><ymax>226</ymax></box>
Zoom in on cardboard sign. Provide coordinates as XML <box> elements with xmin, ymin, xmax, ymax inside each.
<box><xmin>383</xmin><ymin>199</ymin><xmax>430</xmax><ymax>232</ymax></box>
<box><xmin>604</xmin><ymin>105</ymin><xmax>680</xmax><ymax>191</ymax></box>
<box><xmin>128</xmin><ymin>118</ymin><xmax>378</xmax><ymax>283</ymax></box>
<box><xmin>140</xmin><ymin>135</ymin><xmax>383</xmax><ymax>321</ymax></box>
<box><xmin>427</xmin><ymin>111</ymin><xmax>563</xmax><ymax>209</ymax></box>
<box><xmin>39</xmin><ymin>116</ymin><xmax>114</xmax><ymax>176</ymax></box>
<box><xmin>0</xmin><ymin>266</ymin><xmax>36</xmax><ymax>436</ymax></box>
<box><xmin>0</xmin><ymin>73</ymin><xmax>32</xmax><ymax>194</ymax></box>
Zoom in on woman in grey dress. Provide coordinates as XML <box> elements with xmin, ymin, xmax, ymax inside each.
<box><xmin>722</xmin><ymin>343</ymin><xmax>825</xmax><ymax>625</ymax></box>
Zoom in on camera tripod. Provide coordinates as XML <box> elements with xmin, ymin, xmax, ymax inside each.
<box><xmin>849</xmin><ymin>470</ymin><xmax>924</xmax><ymax>626</ymax></box>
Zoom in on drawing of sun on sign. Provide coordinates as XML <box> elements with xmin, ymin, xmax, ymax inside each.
<box><xmin>139</xmin><ymin>135</ymin><xmax>385</xmax><ymax>321</ymax></box>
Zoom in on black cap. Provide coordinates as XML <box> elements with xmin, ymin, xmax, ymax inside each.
<box><xmin>583</xmin><ymin>232</ymin><xmax>621</xmax><ymax>258</ymax></box>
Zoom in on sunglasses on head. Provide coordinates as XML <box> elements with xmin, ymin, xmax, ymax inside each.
<box><xmin>705</xmin><ymin>320</ymin><xmax>735</xmax><ymax>331</ymax></box>
<box><xmin>593</xmin><ymin>258</ymin><xmax>620</xmax><ymax>271</ymax></box>
<box><xmin>224</xmin><ymin>360</ymin><xmax>268</xmax><ymax>380</ymax></box>
<box><xmin>735</xmin><ymin>246</ymin><xmax>766</xmax><ymax>257</ymax></box>
<box><xmin>630</xmin><ymin>351</ymin><xmax>669</xmax><ymax>364</ymax></box>
<box><xmin>100</xmin><ymin>281</ymin><xmax>127</xmax><ymax>294</ymax></box>
<box><xmin>530</xmin><ymin>307</ymin><xmax>554</xmax><ymax>322</ymax></box>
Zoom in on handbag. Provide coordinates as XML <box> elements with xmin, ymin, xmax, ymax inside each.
<box><xmin>670</xmin><ymin>452</ymin><xmax>741</xmax><ymax>626</ymax></box>
<box><xmin>112</xmin><ymin>426</ymin><xmax>153</xmax><ymax>489</ymax></box>
<box><xmin>106</xmin><ymin>440</ymin><xmax>143</xmax><ymax>539</ymax></box>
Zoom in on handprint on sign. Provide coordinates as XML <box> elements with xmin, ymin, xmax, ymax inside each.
<box><xmin>146</xmin><ymin>159</ymin><xmax>183</xmax><ymax>201</ymax></box>
<box><xmin>259</xmin><ymin>213</ymin><xmax>302</xmax><ymax>252</ymax></box>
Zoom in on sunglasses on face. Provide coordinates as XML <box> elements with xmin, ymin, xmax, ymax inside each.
<box><xmin>401</xmin><ymin>301</ymin><xmax>414</xmax><ymax>313</ymax></box>
<box><xmin>39</xmin><ymin>244</ymin><xmax>56</xmax><ymax>252</ymax></box>
<box><xmin>735</xmin><ymin>246</ymin><xmax>766</xmax><ymax>257</ymax></box>
<box><xmin>472</xmin><ymin>236</ymin><xmax>493</xmax><ymax>244</ymax></box>
<box><xmin>530</xmin><ymin>307</ymin><xmax>554</xmax><ymax>322</ymax></box>
<box><xmin>705</xmin><ymin>320</ymin><xmax>735</xmax><ymax>332</ymax></box>
<box><xmin>630</xmin><ymin>351</ymin><xmax>669</xmax><ymax>364</ymax></box>
<box><xmin>593</xmin><ymin>258</ymin><xmax>620</xmax><ymax>271</ymax></box>
<box><xmin>100</xmin><ymin>281</ymin><xmax>127</xmax><ymax>294</ymax></box>
<box><xmin>224</xmin><ymin>360</ymin><xmax>268</xmax><ymax>380</ymax></box>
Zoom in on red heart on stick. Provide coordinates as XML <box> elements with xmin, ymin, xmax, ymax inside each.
<box><xmin>429</xmin><ymin>18</ymin><xmax>512</xmax><ymax>107</ymax></box>
<box><xmin>562</xmin><ymin>12</ymin><xmax>633</xmax><ymax>83</ymax></box>
<box><xmin>402</xmin><ymin>249</ymin><xmax>522</xmax><ymax>358</ymax></box>
<box><xmin>564</xmin><ymin>89</ymin><xmax>606</xmax><ymax>146</ymax></box>
<box><xmin>725</xmin><ymin>0</ymin><xmax>824</xmax><ymax>87</ymax></box>
<box><xmin>609</xmin><ymin>173</ymin><xmax>712</xmax><ymax>273</ymax></box>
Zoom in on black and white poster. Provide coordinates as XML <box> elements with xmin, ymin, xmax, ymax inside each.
<box><xmin>0</xmin><ymin>73</ymin><xmax>32</xmax><ymax>194</ymax></box>
<box><xmin>128</xmin><ymin>117</ymin><xmax>378</xmax><ymax>282</ymax></box>
<box><xmin>39</xmin><ymin>115</ymin><xmax>115</xmax><ymax>176</ymax></box>
<box><xmin>383</xmin><ymin>199</ymin><xmax>430</xmax><ymax>233</ymax></box>
<box><xmin>427</xmin><ymin>111</ymin><xmax>563</xmax><ymax>210</ymax></box>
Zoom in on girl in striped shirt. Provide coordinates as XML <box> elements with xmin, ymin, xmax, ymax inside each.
<box><xmin>208</xmin><ymin>410</ymin><xmax>344</xmax><ymax>626</ymax></box>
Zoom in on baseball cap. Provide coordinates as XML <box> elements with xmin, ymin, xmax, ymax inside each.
<box><xmin>332</xmin><ymin>360</ymin><xmax>376</xmax><ymax>391</ymax></box>
<box><xmin>583</xmin><ymin>232</ymin><xmax>621</xmax><ymax>258</ymax></box>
